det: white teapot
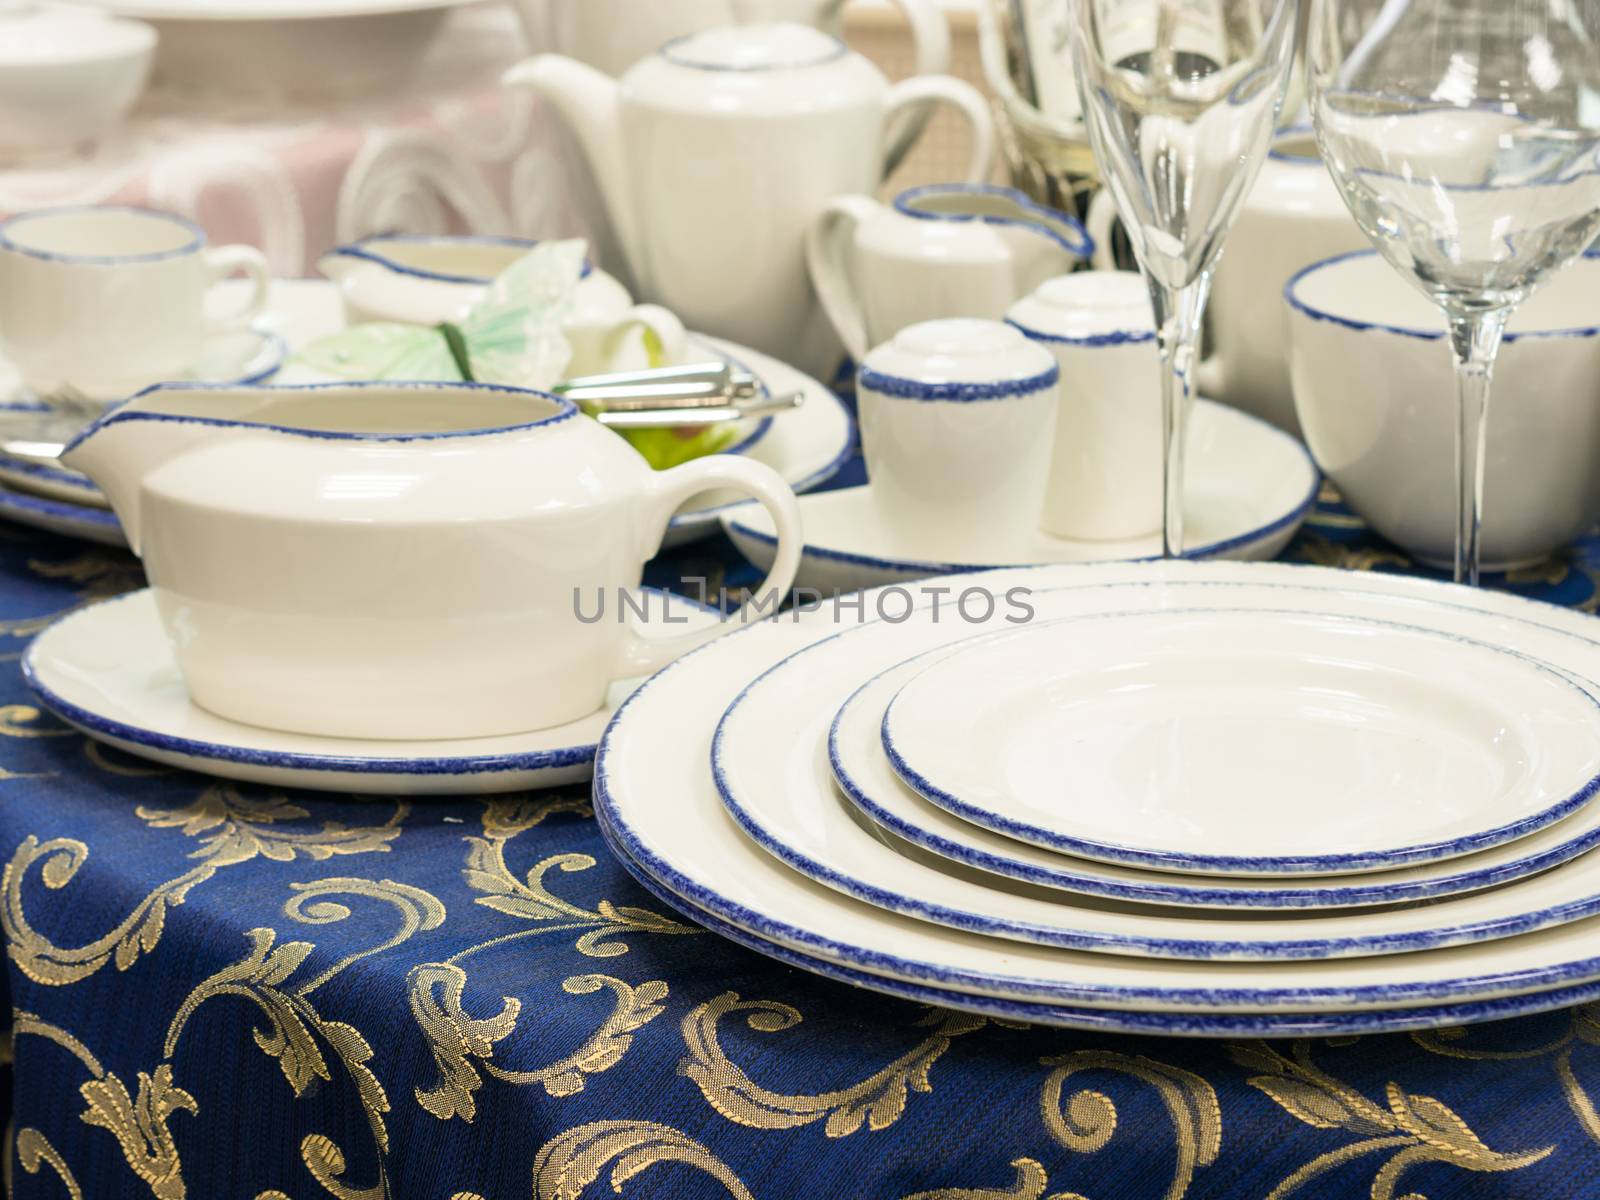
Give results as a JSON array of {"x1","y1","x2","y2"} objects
[
  {"x1": 517, "y1": 0, "x2": 950, "y2": 80},
  {"x1": 503, "y1": 23, "x2": 993, "y2": 380},
  {"x1": 808, "y1": 183, "x2": 1094, "y2": 362},
  {"x1": 62, "y1": 382, "x2": 802, "y2": 741},
  {"x1": 1089, "y1": 128, "x2": 1367, "y2": 433}
]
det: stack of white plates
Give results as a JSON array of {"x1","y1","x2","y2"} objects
[{"x1": 594, "y1": 559, "x2": 1600, "y2": 1036}]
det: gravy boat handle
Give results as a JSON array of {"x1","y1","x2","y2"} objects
[{"x1": 615, "y1": 456, "x2": 802, "y2": 678}]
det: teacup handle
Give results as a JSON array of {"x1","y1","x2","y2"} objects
[
  {"x1": 1085, "y1": 190, "x2": 1227, "y2": 396},
  {"x1": 614, "y1": 455, "x2": 802, "y2": 679},
  {"x1": 881, "y1": 74, "x2": 994, "y2": 182},
  {"x1": 609, "y1": 303, "x2": 688, "y2": 368},
  {"x1": 806, "y1": 194, "x2": 881, "y2": 365},
  {"x1": 203, "y1": 244, "x2": 271, "y2": 334}
]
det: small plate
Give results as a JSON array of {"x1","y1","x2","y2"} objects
[
  {"x1": 24, "y1": 587, "x2": 722, "y2": 794},
  {"x1": 720, "y1": 399, "x2": 1316, "y2": 591},
  {"x1": 834, "y1": 647, "x2": 1600, "y2": 910},
  {"x1": 884, "y1": 611, "x2": 1600, "y2": 877}
]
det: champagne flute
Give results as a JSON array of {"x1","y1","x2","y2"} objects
[
  {"x1": 1067, "y1": 0, "x2": 1301, "y2": 556},
  {"x1": 1308, "y1": 0, "x2": 1600, "y2": 585}
]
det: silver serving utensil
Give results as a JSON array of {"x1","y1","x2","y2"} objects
[
  {"x1": 554, "y1": 361, "x2": 760, "y2": 410},
  {"x1": 592, "y1": 390, "x2": 804, "y2": 430}
]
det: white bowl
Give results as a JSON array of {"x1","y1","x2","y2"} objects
[
  {"x1": 1288, "y1": 250, "x2": 1600, "y2": 570},
  {"x1": 0, "y1": 3, "x2": 155, "y2": 162},
  {"x1": 91, "y1": 0, "x2": 458, "y2": 102}
]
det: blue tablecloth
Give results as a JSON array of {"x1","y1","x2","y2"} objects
[{"x1": 3, "y1": 472, "x2": 1600, "y2": 1200}]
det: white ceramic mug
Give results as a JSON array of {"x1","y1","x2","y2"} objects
[
  {"x1": 0, "y1": 205, "x2": 269, "y2": 399},
  {"x1": 317, "y1": 234, "x2": 689, "y2": 379},
  {"x1": 1007, "y1": 272, "x2": 1167, "y2": 542},
  {"x1": 1288, "y1": 250, "x2": 1600, "y2": 571},
  {"x1": 808, "y1": 183, "x2": 1094, "y2": 363},
  {"x1": 857, "y1": 319, "x2": 1059, "y2": 559},
  {"x1": 64, "y1": 381, "x2": 805, "y2": 740}
]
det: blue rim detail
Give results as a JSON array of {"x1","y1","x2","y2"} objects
[
  {"x1": 857, "y1": 362, "x2": 1059, "y2": 403},
  {"x1": 659, "y1": 30, "x2": 848, "y2": 71},
  {"x1": 892, "y1": 184, "x2": 1096, "y2": 260},
  {"x1": 21, "y1": 587, "x2": 721, "y2": 778},
  {"x1": 63, "y1": 380, "x2": 578, "y2": 457},
  {"x1": 724, "y1": 404, "x2": 1318, "y2": 572},
  {"x1": 599, "y1": 810, "x2": 1600, "y2": 1037},
  {"x1": 322, "y1": 234, "x2": 594, "y2": 286},
  {"x1": 591, "y1": 567, "x2": 1600, "y2": 1009},
  {"x1": 0, "y1": 485, "x2": 119, "y2": 529},
  {"x1": 877, "y1": 608, "x2": 1600, "y2": 878},
  {"x1": 1006, "y1": 318, "x2": 1157, "y2": 347},
  {"x1": 0, "y1": 456, "x2": 101, "y2": 496},
  {"x1": 0, "y1": 205, "x2": 206, "y2": 265},
  {"x1": 1267, "y1": 122, "x2": 1319, "y2": 163},
  {"x1": 713, "y1": 606, "x2": 1600, "y2": 960},
  {"x1": 1285, "y1": 249, "x2": 1600, "y2": 343}
]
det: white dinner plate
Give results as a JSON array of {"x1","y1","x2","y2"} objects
[
  {"x1": 24, "y1": 587, "x2": 723, "y2": 795},
  {"x1": 719, "y1": 399, "x2": 1315, "y2": 592},
  {"x1": 834, "y1": 650, "x2": 1600, "y2": 910},
  {"x1": 714, "y1": 596, "x2": 1600, "y2": 962},
  {"x1": 599, "y1": 823, "x2": 1600, "y2": 1037},
  {"x1": 594, "y1": 561, "x2": 1600, "y2": 1014},
  {"x1": 881, "y1": 610, "x2": 1600, "y2": 877},
  {"x1": 0, "y1": 280, "x2": 854, "y2": 547}
]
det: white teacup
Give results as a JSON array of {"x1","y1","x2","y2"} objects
[
  {"x1": 858, "y1": 319, "x2": 1059, "y2": 560},
  {"x1": 1008, "y1": 272, "x2": 1167, "y2": 542},
  {"x1": 317, "y1": 234, "x2": 688, "y2": 379},
  {"x1": 1288, "y1": 250, "x2": 1600, "y2": 570},
  {"x1": 0, "y1": 205, "x2": 270, "y2": 399}
]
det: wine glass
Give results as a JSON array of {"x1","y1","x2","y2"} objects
[
  {"x1": 1308, "y1": 0, "x2": 1600, "y2": 586},
  {"x1": 1066, "y1": 0, "x2": 1301, "y2": 557}
]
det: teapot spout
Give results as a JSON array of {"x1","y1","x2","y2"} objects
[{"x1": 502, "y1": 55, "x2": 640, "y2": 283}]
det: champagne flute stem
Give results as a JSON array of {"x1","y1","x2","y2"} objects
[
  {"x1": 1148, "y1": 275, "x2": 1212, "y2": 559},
  {"x1": 1446, "y1": 311, "x2": 1509, "y2": 588}
]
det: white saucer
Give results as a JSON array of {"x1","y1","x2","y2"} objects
[
  {"x1": 23, "y1": 587, "x2": 723, "y2": 795},
  {"x1": 0, "y1": 280, "x2": 854, "y2": 548},
  {"x1": 882, "y1": 611, "x2": 1600, "y2": 877},
  {"x1": 0, "y1": 325, "x2": 285, "y2": 415},
  {"x1": 833, "y1": 650, "x2": 1600, "y2": 910},
  {"x1": 721, "y1": 399, "x2": 1317, "y2": 592}
]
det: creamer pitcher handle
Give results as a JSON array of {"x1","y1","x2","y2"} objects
[
  {"x1": 615, "y1": 456, "x2": 802, "y2": 678},
  {"x1": 806, "y1": 194, "x2": 880, "y2": 364},
  {"x1": 882, "y1": 75, "x2": 994, "y2": 182},
  {"x1": 1086, "y1": 190, "x2": 1121, "y2": 271}
]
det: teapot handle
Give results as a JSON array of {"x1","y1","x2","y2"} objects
[
  {"x1": 613, "y1": 455, "x2": 802, "y2": 679},
  {"x1": 806, "y1": 194, "x2": 881, "y2": 365},
  {"x1": 881, "y1": 75, "x2": 994, "y2": 183}
]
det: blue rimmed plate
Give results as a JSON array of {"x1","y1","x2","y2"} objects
[
  {"x1": 593, "y1": 561, "x2": 1600, "y2": 1015},
  {"x1": 880, "y1": 610, "x2": 1600, "y2": 877},
  {"x1": 834, "y1": 646, "x2": 1600, "y2": 910},
  {"x1": 23, "y1": 587, "x2": 723, "y2": 795},
  {"x1": 598, "y1": 812, "x2": 1600, "y2": 1037},
  {"x1": 719, "y1": 399, "x2": 1315, "y2": 593}
]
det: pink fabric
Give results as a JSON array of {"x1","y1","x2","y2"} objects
[{"x1": 0, "y1": 6, "x2": 600, "y2": 277}]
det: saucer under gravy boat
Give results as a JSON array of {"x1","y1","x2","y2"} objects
[{"x1": 62, "y1": 379, "x2": 803, "y2": 740}]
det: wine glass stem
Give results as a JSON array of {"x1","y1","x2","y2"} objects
[
  {"x1": 1150, "y1": 276, "x2": 1212, "y2": 559},
  {"x1": 1446, "y1": 311, "x2": 1509, "y2": 588}
]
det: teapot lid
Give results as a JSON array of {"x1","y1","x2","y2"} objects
[
  {"x1": 0, "y1": 1, "x2": 154, "y2": 66},
  {"x1": 1008, "y1": 273, "x2": 1158, "y2": 344},
  {"x1": 659, "y1": 22, "x2": 845, "y2": 72}
]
